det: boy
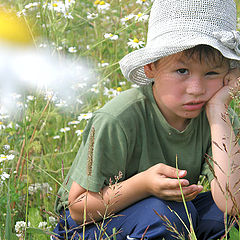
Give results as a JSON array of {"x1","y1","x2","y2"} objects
[{"x1": 53, "y1": 0, "x2": 240, "y2": 239}]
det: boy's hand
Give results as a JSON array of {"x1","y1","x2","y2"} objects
[
  {"x1": 206, "y1": 68, "x2": 240, "y2": 113},
  {"x1": 142, "y1": 163, "x2": 203, "y2": 202}
]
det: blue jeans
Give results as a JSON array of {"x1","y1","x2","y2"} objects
[{"x1": 52, "y1": 191, "x2": 230, "y2": 240}]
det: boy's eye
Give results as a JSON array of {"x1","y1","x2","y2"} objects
[
  {"x1": 206, "y1": 71, "x2": 218, "y2": 75},
  {"x1": 177, "y1": 69, "x2": 188, "y2": 74}
]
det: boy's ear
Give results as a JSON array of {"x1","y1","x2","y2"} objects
[{"x1": 144, "y1": 63, "x2": 155, "y2": 78}]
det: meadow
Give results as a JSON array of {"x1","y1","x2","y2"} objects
[{"x1": 0, "y1": 0, "x2": 239, "y2": 239}]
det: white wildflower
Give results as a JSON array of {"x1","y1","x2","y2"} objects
[
  {"x1": 27, "y1": 95, "x2": 35, "y2": 101},
  {"x1": 136, "y1": 0, "x2": 149, "y2": 5},
  {"x1": 78, "y1": 113, "x2": 93, "y2": 121},
  {"x1": 0, "y1": 154, "x2": 7, "y2": 163},
  {"x1": 53, "y1": 135, "x2": 60, "y2": 139},
  {"x1": 98, "y1": 61, "x2": 109, "y2": 67},
  {"x1": 64, "y1": 12, "x2": 73, "y2": 19},
  {"x1": 104, "y1": 33, "x2": 119, "y2": 40},
  {"x1": 3, "y1": 145, "x2": 10, "y2": 151},
  {"x1": 68, "y1": 120, "x2": 80, "y2": 125},
  {"x1": 104, "y1": 87, "x2": 120, "y2": 98},
  {"x1": 25, "y1": 2, "x2": 39, "y2": 10},
  {"x1": 38, "y1": 221, "x2": 48, "y2": 229},
  {"x1": 120, "y1": 14, "x2": 134, "y2": 25},
  {"x1": 15, "y1": 221, "x2": 27, "y2": 238},
  {"x1": 6, "y1": 154, "x2": 15, "y2": 160},
  {"x1": 1, "y1": 172, "x2": 10, "y2": 181},
  {"x1": 94, "y1": 0, "x2": 110, "y2": 11},
  {"x1": 68, "y1": 47, "x2": 77, "y2": 53},
  {"x1": 55, "y1": 99, "x2": 68, "y2": 107},
  {"x1": 17, "y1": 9, "x2": 26, "y2": 17},
  {"x1": 65, "y1": 0, "x2": 75, "y2": 9},
  {"x1": 28, "y1": 183, "x2": 52, "y2": 195},
  {"x1": 134, "y1": 12, "x2": 149, "y2": 22},
  {"x1": 75, "y1": 129, "x2": 83, "y2": 136},
  {"x1": 87, "y1": 12, "x2": 98, "y2": 20},
  {"x1": 0, "y1": 122, "x2": 6, "y2": 130},
  {"x1": 127, "y1": 38, "x2": 145, "y2": 49},
  {"x1": 49, "y1": 216, "x2": 57, "y2": 225},
  {"x1": 60, "y1": 127, "x2": 71, "y2": 133}
]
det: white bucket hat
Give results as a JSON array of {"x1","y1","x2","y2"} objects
[{"x1": 119, "y1": 0, "x2": 240, "y2": 85}]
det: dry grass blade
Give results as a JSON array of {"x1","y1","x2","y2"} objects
[
  {"x1": 212, "y1": 141, "x2": 223, "y2": 151},
  {"x1": 87, "y1": 126, "x2": 95, "y2": 176}
]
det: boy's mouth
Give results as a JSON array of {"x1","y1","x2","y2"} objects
[{"x1": 183, "y1": 101, "x2": 205, "y2": 110}]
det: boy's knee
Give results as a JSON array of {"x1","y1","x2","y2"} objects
[
  {"x1": 124, "y1": 197, "x2": 198, "y2": 240},
  {"x1": 132, "y1": 197, "x2": 198, "y2": 228}
]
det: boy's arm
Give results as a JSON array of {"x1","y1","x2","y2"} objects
[
  {"x1": 68, "y1": 163, "x2": 202, "y2": 224},
  {"x1": 206, "y1": 69, "x2": 240, "y2": 215}
]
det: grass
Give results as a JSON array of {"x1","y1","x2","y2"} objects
[{"x1": 0, "y1": 0, "x2": 239, "y2": 239}]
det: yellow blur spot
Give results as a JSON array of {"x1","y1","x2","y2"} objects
[
  {"x1": 99, "y1": 1, "x2": 106, "y2": 5},
  {"x1": 94, "y1": 0, "x2": 101, "y2": 5},
  {"x1": 0, "y1": 9, "x2": 33, "y2": 45},
  {"x1": 116, "y1": 87, "x2": 122, "y2": 92},
  {"x1": 133, "y1": 38, "x2": 139, "y2": 43}
]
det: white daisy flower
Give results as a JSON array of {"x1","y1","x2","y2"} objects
[
  {"x1": 136, "y1": 0, "x2": 149, "y2": 5},
  {"x1": 94, "y1": 1, "x2": 110, "y2": 11},
  {"x1": 75, "y1": 129, "x2": 83, "y2": 136},
  {"x1": 3, "y1": 145, "x2": 10, "y2": 151},
  {"x1": 135, "y1": 12, "x2": 149, "y2": 22},
  {"x1": 68, "y1": 47, "x2": 77, "y2": 53},
  {"x1": 98, "y1": 61, "x2": 109, "y2": 67},
  {"x1": 87, "y1": 12, "x2": 98, "y2": 20},
  {"x1": 53, "y1": 135, "x2": 60, "y2": 139},
  {"x1": 0, "y1": 172, "x2": 10, "y2": 181},
  {"x1": 68, "y1": 120, "x2": 80, "y2": 125},
  {"x1": 60, "y1": 127, "x2": 71, "y2": 133},
  {"x1": 64, "y1": 12, "x2": 73, "y2": 19},
  {"x1": 27, "y1": 95, "x2": 35, "y2": 101},
  {"x1": 120, "y1": 14, "x2": 134, "y2": 25},
  {"x1": 25, "y1": 2, "x2": 39, "y2": 10},
  {"x1": 104, "y1": 33, "x2": 119, "y2": 40},
  {"x1": 38, "y1": 221, "x2": 48, "y2": 229},
  {"x1": 6, "y1": 154, "x2": 15, "y2": 160},
  {"x1": 78, "y1": 113, "x2": 93, "y2": 121},
  {"x1": 17, "y1": 9, "x2": 26, "y2": 17},
  {"x1": 0, "y1": 122, "x2": 6, "y2": 130},
  {"x1": 49, "y1": 216, "x2": 57, "y2": 225},
  {"x1": 127, "y1": 38, "x2": 145, "y2": 49}
]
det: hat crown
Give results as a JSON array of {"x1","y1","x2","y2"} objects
[
  {"x1": 119, "y1": 0, "x2": 240, "y2": 85},
  {"x1": 147, "y1": 0, "x2": 236, "y2": 45}
]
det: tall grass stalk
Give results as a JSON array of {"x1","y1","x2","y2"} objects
[{"x1": 176, "y1": 155, "x2": 197, "y2": 240}]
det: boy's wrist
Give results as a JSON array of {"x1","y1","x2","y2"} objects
[{"x1": 206, "y1": 103, "x2": 228, "y2": 122}]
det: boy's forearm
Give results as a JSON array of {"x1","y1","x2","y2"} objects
[
  {"x1": 208, "y1": 106, "x2": 240, "y2": 215},
  {"x1": 69, "y1": 172, "x2": 149, "y2": 224}
]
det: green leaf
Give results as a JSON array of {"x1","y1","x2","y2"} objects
[
  {"x1": 28, "y1": 207, "x2": 43, "y2": 228},
  {"x1": 5, "y1": 179, "x2": 12, "y2": 240},
  {"x1": 26, "y1": 227, "x2": 53, "y2": 236},
  {"x1": 229, "y1": 227, "x2": 240, "y2": 240}
]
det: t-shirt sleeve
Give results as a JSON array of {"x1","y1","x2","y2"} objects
[
  {"x1": 70, "y1": 112, "x2": 128, "y2": 192},
  {"x1": 201, "y1": 107, "x2": 239, "y2": 184}
]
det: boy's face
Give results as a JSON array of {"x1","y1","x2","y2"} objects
[{"x1": 144, "y1": 51, "x2": 229, "y2": 131}]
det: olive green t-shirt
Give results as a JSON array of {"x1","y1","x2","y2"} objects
[{"x1": 55, "y1": 84, "x2": 239, "y2": 214}]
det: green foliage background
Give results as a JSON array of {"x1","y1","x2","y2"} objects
[{"x1": 0, "y1": 0, "x2": 239, "y2": 239}]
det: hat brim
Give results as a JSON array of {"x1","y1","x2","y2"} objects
[{"x1": 120, "y1": 33, "x2": 240, "y2": 85}]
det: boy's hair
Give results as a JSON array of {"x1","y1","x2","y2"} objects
[
  {"x1": 120, "y1": 0, "x2": 240, "y2": 85},
  {"x1": 184, "y1": 45, "x2": 229, "y2": 67},
  {"x1": 154, "y1": 45, "x2": 229, "y2": 68}
]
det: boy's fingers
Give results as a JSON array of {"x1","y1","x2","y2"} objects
[
  {"x1": 160, "y1": 178, "x2": 189, "y2": 190},
  {"x1": 157, "y1": 163, "x2": 187, "y2": 178}
]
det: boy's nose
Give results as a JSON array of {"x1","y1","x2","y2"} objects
[{"x1": 186, "y1": 77, "x2": 206, "y2": 96}]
